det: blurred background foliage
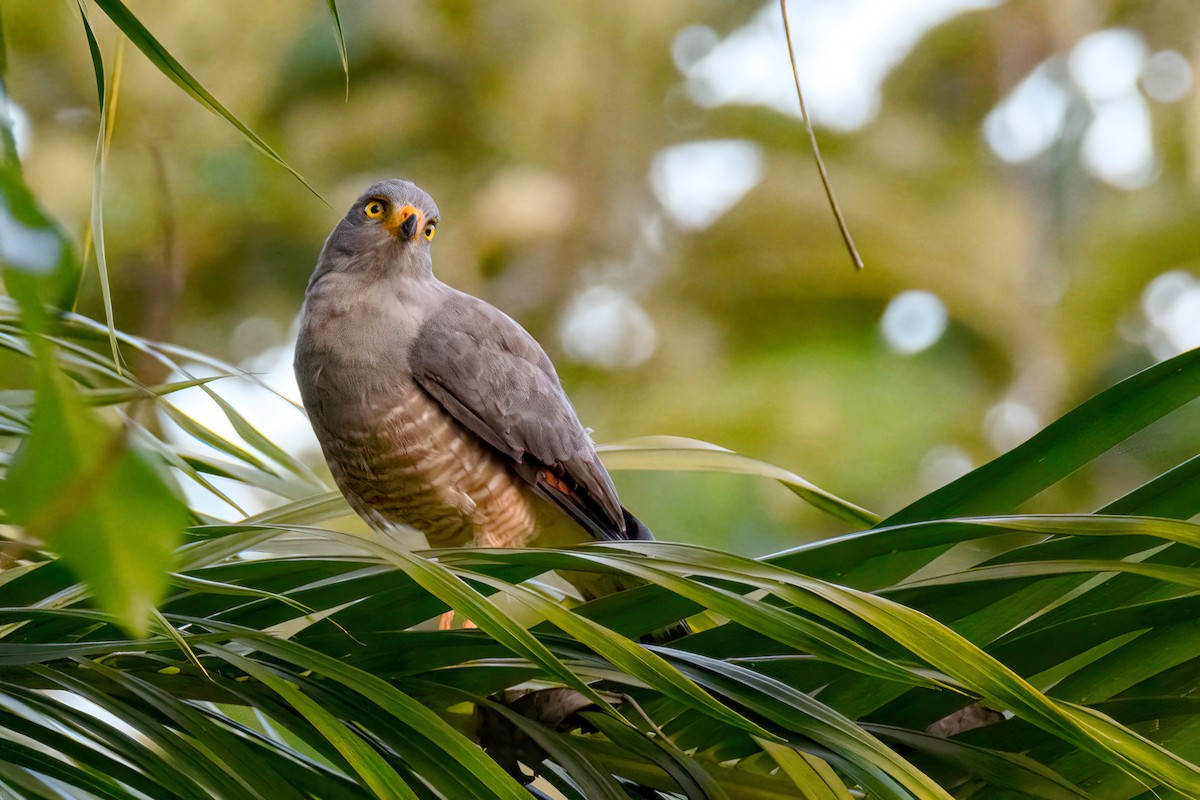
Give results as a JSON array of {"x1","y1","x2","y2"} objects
[{"x1": 4, "y1": 0, "x2": 1200, "y2": 555}]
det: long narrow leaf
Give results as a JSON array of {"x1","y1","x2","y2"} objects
[
  {"x1": 598, "y1": 436, "x2": 878, "y2": 526},
  {"x1": 756, "y1": 738, "x2": 855, "y2": 800},
  {"x1": 586, "y1": 542, "x2": 1200, "y2": 795},
  {"x1": 210, "y1": 647, "x2": 419, "y2": 800},
  {"x1": 90, "y1": 0, "x2": 325, "y2": 203},
  {"x1": 181, "y1": 624, "x2": 532, "y2": 800},
  {"x1": 325, "y1": 0, "x2": 349, "y2": 99},
  {"x1": 886, "y1": 346, "x2": 1200, "y2": 524},
  {"x1": 74, "y1": 1, "x2": 122, "y2": 370}
]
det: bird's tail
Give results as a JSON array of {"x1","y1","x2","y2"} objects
[
  {"x1": 642, "y1": 616, "x2": 691, "y2": 645},
  {"x1": 558, "y1": 509, "x2": 691, "y2": 642},
  {"x1": 621, "y1": 506, "x2": 655, "y2": 541}
]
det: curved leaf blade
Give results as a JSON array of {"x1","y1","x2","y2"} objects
[
  {"x1": 90, "y1": 0, "x2": 326, "y2": 204},
  {"x1": 597, "y1": 436, "x2": 878, "y2": 527},
  {"x1": 886, "y1": 347, "x2": 1200, "y2": 524}
]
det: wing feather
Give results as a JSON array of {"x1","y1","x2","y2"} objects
[{"x1": 409, "y1": 293, "x2": 636, "y2": 541}]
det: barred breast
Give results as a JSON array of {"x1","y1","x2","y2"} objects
[{"x1": 312, "y1": 381, "x2": 545, "y2": 549}]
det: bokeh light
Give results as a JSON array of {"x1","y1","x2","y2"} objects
[{"x1": 880, "y1": 290, "x2": 948, "y2": 355}]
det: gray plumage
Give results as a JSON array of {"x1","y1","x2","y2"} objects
[{"x1": 294, "y1": 179, "x2": 652, "y2": 579}]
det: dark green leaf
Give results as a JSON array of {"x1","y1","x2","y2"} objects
[{"x1": 886, "y1": 347, "x2": 1200, "y2": 524}]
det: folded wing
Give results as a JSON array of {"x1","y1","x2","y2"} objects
[{"x1": 408, "y1": 293, "x2": 649, "y2": 542}]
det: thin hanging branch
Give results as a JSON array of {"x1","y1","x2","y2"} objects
[{"x1": 780, "y1": 0, "x2": 864, "y2": 271}]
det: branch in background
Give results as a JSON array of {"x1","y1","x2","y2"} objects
[{"x1": 780, "y1": 0, "x2": 864, "y2": 271}]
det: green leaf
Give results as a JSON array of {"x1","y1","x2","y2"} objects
[
  {"x1": 3, "y1": 362, "x2": 186, "y2": 637},
  {"x1": 756, "y1": 738, "x2": 855, "y2": 800},
  {"x1": 663, "y1": 648, "x2": 953, "y2": 799},
  {"x1": 471, "y1": 696, "x2": 629, "y2": 800},
  {"x1": 161, "y1": 400, "x2": 275, "y2": 474},
  {"x1": 0, "y1": 695, "x2": 189, "y2": 800},
  {"x1": 200, "y1": 385, "x2": 324, "y2": 487},
  {"x1": 268, "y1": 526, "x2": 640, "y2": 716},
  {"x1": 32, "y1": 663, "x2": 260, "y2": 799},
  {"x1": 185, "y1": 628, "x2": 532, "y2": 800},
  {"x1": 452, "y1": 545, "x2": 935, "y2": 688},
  {"x1": 588, "y1": 542, "x2": 1200, "y2": 795},
  {"x1": 82, "y1": 375, "x2": 224, "y2": 405},
  {"x1": 0, "y1": 737, "x2": 131, "y2": 800},
  {"x1": 1045, "y1": 622, "x2": 1200, "y2": 706},
  {"x1": 74, "y1": 0, "x2": 123, "y2": 370},
  {"x1": 598, "y1": 436, "x2": 878, "y2": 527},
  {"x1": 325, "y1": 0, "x2": 349, "y2": 99},
  {"x1": 886, "y1": 346, "x2": 1200, "y2": 524},
  {"x1": 866, "y1": 725, "x2": 1089, "y2": 799},
  {"x1": 582, "y1": 738, "x2": 805, "y2": 799},
  {"x1": 0, "y1": 157, "x2": 73, "y2": 289},
  {"x1": 896, "y1": 558, "x2": 1200, "y2": 594},
  {"x1": 462, "y1": 565, "x2": 777, "y2": 740},
  {"x1": 90, "y1": 0, "x2": 327, "y2": 205},
  {"x1": 585, "y1": 711, "x2": 728, "y2": 799},
  {"x1": 1102, "y1": 452, "x2": 1200, "y2": 519},
  {"x1": 213, "y1": 648, "x2": 419, "y2": 800}
]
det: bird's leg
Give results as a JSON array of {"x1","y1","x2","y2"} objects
[{"x1": 437, "y1": 611, "x2": 477, "y2": 630}]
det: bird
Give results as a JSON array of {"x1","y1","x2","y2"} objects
[{"x1": 294, "y1": 178, "x2": 665, "y2": 608}]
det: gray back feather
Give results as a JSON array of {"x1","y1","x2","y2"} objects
[{"x1": 408, "y1": 291, "x2": 629, "y2": 538}]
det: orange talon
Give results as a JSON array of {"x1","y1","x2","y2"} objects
[{"x1": 437, "y1": 610, "x2": 476, "y2": 630}]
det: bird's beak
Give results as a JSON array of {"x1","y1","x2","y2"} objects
[{"x1": 386, "y1": 205, "x2": 422, "y2": 241}]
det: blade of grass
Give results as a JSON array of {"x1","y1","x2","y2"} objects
[
  {"x1": 91, "y1": 0, "x2": 326, "y2": 204},
  {"x1": 325, "y1": 0, "x2": 349, "y2": 100},
  {"x1": 75, "y1": 1, "x2": 124, "y2": 372},
  {"x1": 200, "y1": 385, "x2": 323, "y2": 487}
]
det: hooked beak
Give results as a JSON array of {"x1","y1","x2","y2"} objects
[{"x1": 398, "y1": 206, "x2": 420, "y2": 241}]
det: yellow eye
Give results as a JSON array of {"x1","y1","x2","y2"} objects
[
  {"x1": 423, "y1": 224, "x2": 436, "y2": 240},
  {"x1": 365, "y1": 201, "x2": 385, "y2": 219}
]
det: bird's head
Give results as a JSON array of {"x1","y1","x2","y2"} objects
[{"x1": 315, "y1": 179, "x2": 441, "y2": 282}]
